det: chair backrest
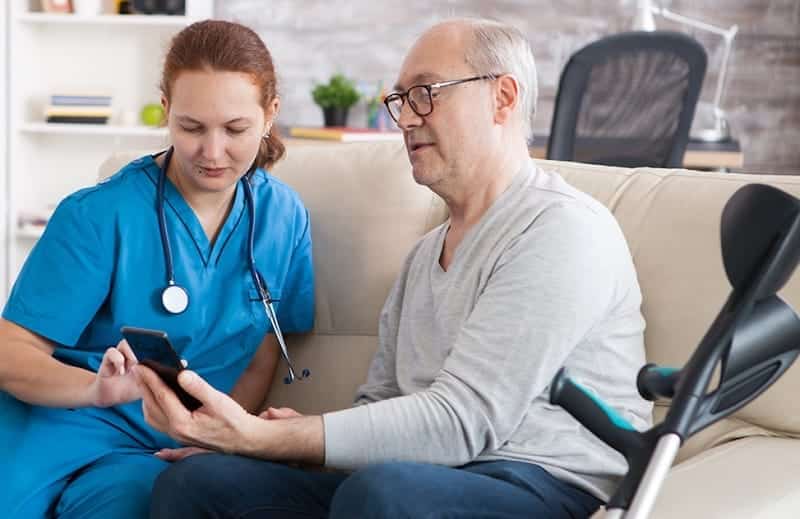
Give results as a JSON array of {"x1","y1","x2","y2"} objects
[{"x1": 547, "y1": 31, "x2": 707, "y2": 169}]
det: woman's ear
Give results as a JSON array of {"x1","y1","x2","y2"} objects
[
  {"x1": 265, "y1": 96, "x2": 280, "y2": 130},
  {"x1": 161, "y1": 96, "x2": 170, "y2": 117}
]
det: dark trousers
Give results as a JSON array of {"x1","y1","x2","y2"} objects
[{"x1": 150, "y1": 454, "x2": 602, "y2": 518}]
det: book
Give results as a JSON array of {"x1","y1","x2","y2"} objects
[
  {"x1": 45, "y1": 105, "x2": 113, "y2": 117},
  {"x1": 289, "y1": 126, "x2": 402, "y2": 142},
  {"x1": 51, "y1": 95, "x2": 112, "y2": 106},
  {"x1": 46, "y1": 116, "x2": 109, "y2": 124}
]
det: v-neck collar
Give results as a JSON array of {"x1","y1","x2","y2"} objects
[
  {"x1": 141, "y1": 155, "x2": 247, "y2": 267},
  {"x1": 433, "y1": 160, "x2": 534, "y2": 275}
]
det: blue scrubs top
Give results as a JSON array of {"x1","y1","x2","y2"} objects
[{"x1": 1, "y1": 154, "x2": 314, "y2": 450}]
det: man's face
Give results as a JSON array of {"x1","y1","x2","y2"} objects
[{"x1": 393, "y1": 25, "x2": 495, "y2": 189}]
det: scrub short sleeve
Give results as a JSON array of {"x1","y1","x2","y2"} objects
[
  {"x1": 2, "y1": 195, "x2": 113, "y2": 346},
  {"x1": 276, "y1": 209, "x2": 314, "y2": 333}
]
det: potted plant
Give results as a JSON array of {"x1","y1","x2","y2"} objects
[{"x1": 312, "y1": 74, "x2": 361, "y2": 127}]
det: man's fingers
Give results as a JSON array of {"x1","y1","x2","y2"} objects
[
  {"x1": 177, "y1": 370, "x2": 218, "y2": 410},
  {"x1": 138, "y1": 371, "x2": 166, "y2": 431},
  {"x1": 135, "y1": 364, "x2": 187, "y2": 432}
]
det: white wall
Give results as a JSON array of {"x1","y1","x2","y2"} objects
[{"x1": 1, "y1": 2, "x2": 9, "y2": 302}]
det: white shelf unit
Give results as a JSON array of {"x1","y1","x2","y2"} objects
[
  {"x1": 16, "y1": 225, "x2": 45, "y2": 240},
  {"x1": 1, "y1": 3, "x2": 8, "y2": 301},
  {"x1": 16, "y1": 13, "x2": 198, "y2": 27},
  {"x1": 4, "y1": 1, "x2": 196, "y2": 297},
  {"x1": 21, "y1": 122, "x2": 168, "y2": 137}
]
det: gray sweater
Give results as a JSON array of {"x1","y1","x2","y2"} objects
[{"x1": 323, "y1": 161, "x2": 653, "y2": 500}]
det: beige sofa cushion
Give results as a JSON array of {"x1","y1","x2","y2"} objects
[{"x1": 650, "y1": 437, "x2": 800, "y2": 519}]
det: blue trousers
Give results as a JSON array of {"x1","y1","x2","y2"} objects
[
  {"x1": 151, "y1": 454, "x2": 602, "y2": 518},
  {"x1": 1, "y1": 394, "x2": 169, "y2": 518}
]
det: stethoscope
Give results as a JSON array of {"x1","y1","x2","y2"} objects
[{"x1": 156, "y1": 147, "x2": 310, "y2": 384}]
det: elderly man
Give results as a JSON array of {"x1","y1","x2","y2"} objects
[{"x1": 144, "y1": 18, "x2": 651, "y2": 518}]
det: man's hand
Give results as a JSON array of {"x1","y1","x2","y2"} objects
[
  {"x1": 135, "y1": 365, "x2": 262, "y2": 454},
  {"x1": 136, "y1": 366, "x2": 325, "y2": 465}
]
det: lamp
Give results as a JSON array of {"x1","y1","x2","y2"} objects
[{"x1": 633, "y1": 0, "x2": 739, "y2": 142}]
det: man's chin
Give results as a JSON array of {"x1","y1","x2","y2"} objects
[{"x1": 411, "y1": 166, "x2": 436, "y2": 187}]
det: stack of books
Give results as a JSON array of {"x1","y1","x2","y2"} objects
[{"x1": 45, "y1": 94, "x2": 112, "y2": 124}]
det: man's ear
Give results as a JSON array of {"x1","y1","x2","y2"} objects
[{"x1": 493, "y1": 74, "x2": 519, "y2": 126}]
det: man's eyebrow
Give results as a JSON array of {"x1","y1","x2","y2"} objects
[{"x1": 393, "y1": 73, "x2": 445, "y2": 91}]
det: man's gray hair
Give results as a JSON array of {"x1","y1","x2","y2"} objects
[{"x1": 462, "y1": 19, "x2": 538, "y2": 139}]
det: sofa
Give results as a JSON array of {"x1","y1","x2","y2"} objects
[{"x1": 101, "y1": 140, "x2": 800, "y2": 518}]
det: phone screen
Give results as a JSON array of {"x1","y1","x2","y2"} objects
[
  {"x1": 120, "y1": 326, "x2": 202, "y2": 411},
  {"x1": 121, "y1": 327, "x2": 183, "y2": 369}
]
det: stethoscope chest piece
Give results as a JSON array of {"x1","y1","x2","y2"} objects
[{"x1": 162, "y1": 283, "x2": 189, "y2": 314}]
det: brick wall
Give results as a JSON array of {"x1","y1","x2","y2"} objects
[{"x1": 218, "y1": 0, "x2": 800, "y2": 173}]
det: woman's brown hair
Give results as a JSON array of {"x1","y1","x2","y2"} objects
[{"x1": 160, "y1": 20, "x2": 285, "y2": 170}]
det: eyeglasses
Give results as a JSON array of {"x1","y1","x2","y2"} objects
[{"x1": 383, "y1": 75, "x2": 497, "y2": 123}]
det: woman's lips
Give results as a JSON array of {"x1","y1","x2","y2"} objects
[{"x1": 198, "y1": 166, "x2": 227, "y2": 177}]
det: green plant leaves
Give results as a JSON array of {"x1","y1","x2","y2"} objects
[{"x1": 312, "y1": 74, "x2": 361, "y2": 109}]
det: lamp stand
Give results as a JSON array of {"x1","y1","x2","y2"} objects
[{"x1": 633, "y1": 1, "x2": 739, "y2": 142}]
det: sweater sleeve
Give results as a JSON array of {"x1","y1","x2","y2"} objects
[{"x1": 323, "y1": 204, "x2": 621, "y2": 468}]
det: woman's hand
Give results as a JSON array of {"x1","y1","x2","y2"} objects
[
  {"x1": 89, "y1": 339, "x2": 142, "y2": 407},
  {"x1": 155, "y1": 446, "x2": 213, "y2": 462},
  {"x1": 259, "y1": 406, "x2": 303, "y2": 420}
]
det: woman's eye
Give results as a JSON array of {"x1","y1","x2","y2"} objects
[
  {"x1": 227, "y1": 127, "x2": 248, "y2": 135},
  {"x1": 181, "y1": 126, "x2": 202, "y2": 133}
]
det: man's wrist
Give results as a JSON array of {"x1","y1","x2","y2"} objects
[
  {"x1": 235, "y1": 414, "x2": 326, "y2": 466},
  {"x1": 238, "y1": 413, "x2": 273, "y2": 457}
]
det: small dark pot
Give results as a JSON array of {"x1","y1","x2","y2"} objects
[{"x1": 322, "y1": 107, "x2": 349, "y2": 127}]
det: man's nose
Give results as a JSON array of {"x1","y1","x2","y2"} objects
[{"x1": 397, "y1": 100, "x2": 423, "y2": 131}]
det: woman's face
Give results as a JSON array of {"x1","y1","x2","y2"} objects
[{"x1": 164, "y1": 68, "x2": 276, "y2": 194}]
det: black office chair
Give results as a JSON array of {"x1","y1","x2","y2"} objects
[{"x1": 547, "y1": 31, "x2": 707, "y2": 168}]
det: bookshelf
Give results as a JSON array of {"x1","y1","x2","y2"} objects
[
  {"x1": 1, "y1": 2, "x2": 7, "y2": 299},
  {"x1": 3, "y1": 1, "x2": 206, "y2": 299},
  {"x1": 16, "y1": 12, "x2": 198, "y2": 27},
  {"x1": 21, "y1": 122, "x2": 168, "y2": 137}
]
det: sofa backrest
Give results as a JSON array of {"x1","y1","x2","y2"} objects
[
  {"x1": 99, "y1": 141, "x2": 800, "y2": 461},
  {"x1": 264, "y1": 141, "x2": 448, "y2": 413}
]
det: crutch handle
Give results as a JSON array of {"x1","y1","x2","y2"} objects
[
  {"x1": 637, "y1": 364, "x2": 681, "y2": 401},
  {"x1": 550, "y1": 368, "x2": 638, "y2": 455}
]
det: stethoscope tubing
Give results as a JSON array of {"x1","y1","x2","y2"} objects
[{"x1": 156, "y1": 147, "x2": 308, "y2": 383}]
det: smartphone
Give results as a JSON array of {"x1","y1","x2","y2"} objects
[{"x1": 120, "y1": 326, "x2": 203, "y2": 411}]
